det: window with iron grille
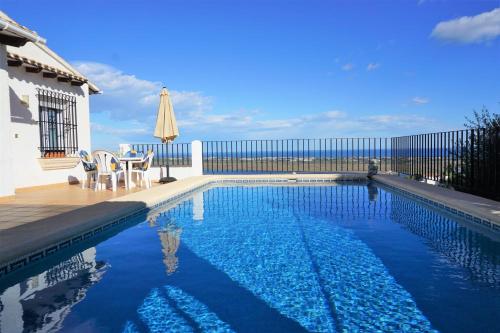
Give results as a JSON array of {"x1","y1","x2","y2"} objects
[{"x1": 37, "y1": 89, "x2": 78, "y2": 157}]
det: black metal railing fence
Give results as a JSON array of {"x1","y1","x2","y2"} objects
[
  {"x1": 202, "y1": 138, "x2": 391, "y2": 174},
  {"x1": 392, "y1": 128, "x2": 500, "y2": 200},
  {"x1": 131, "y1": 143, "x2": 192, "y2": 167},
  {"x1": 128, "y1": 127, "x2": 499, "y2": 201}
]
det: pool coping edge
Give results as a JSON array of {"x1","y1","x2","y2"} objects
[
  {"x1": 0, "y1": 174, "x2": 363, "y2": 276},
  {"x1": 2, "y1": 172, "x2": 498, "y2": 278}
]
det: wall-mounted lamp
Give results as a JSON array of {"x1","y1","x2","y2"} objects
[{"x1": 20, "y1": 95, "x2": 29, "y2": 106}]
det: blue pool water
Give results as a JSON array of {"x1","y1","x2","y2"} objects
[{"x1": 0, "y1": 183, "x2": 499, "y2": 332}]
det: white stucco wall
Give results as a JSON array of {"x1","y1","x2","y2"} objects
[
  {"x1": 0, "y1": 45, "x2": 15, "y2": 196},
  {"x1": 5, "y1": 46, "x2": 91, "y2": 189}
]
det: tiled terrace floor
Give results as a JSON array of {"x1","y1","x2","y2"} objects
[{"x1": 0, "y1": 182, "x2": 157, "y2": 230}]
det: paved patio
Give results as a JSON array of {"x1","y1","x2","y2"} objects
[{"x1": 0, "y1": 182, "x2": 157, "y2": 230}]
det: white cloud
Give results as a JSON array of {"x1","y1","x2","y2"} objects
[
  {"x1": 91, "y1": 122, "x2": 149, "y2": 135},
  {"x1": 170, "y1": 91, "x2": 213, "y2": 115},
  {"x1": 179, "y1": 108, "x2": 436, "y2": 139},
  {"x1": 363, "y1": 115, "x2": 428, "y2": 127},
  {"x1": 431, "y1": 8, "x2": 500, "y2": 43},
  {"x1": 341, "y1": 63, "x2": 354, "y2": 71},
  {"x1": 75, "y1": 61, "x2": 439, "y2": 146},
  {"x1": 75, "y1": 62, "x2": 159, "y2": 97},
  {"x1": 248, "y1": 111, "x2": 346, "y2": 132},
  {"x1": 366, "y1": 63, "x2": 381, "y2": 71},
  {"x1": 412, "y1": 96, "x2": 430, "y2": 105},
  {"x1": 73, "y1": 61, "x2": 213, "y2": 122}
]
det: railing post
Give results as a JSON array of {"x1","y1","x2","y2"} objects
[{"x1": 191, "y1": 140, "x2": 203, "y2": 176}]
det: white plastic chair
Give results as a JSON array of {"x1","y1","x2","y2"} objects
[
  {"x1": 130, "y1": 151, "x2": 155, "y2": 188},
  {"x1": 79, "y1": 150, "x2": 97, "y2": 189},
  {"x1": 93, "y1": 150, "x2": 128, "y2": 191}
]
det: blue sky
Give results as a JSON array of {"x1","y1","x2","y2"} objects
[{"x1": 2, "y1": 0, "x2": 500, "y2": 148}]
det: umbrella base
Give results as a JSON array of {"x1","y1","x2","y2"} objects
[{"x1": 159, "y1": 177, "x2": 177, "y2": 184}]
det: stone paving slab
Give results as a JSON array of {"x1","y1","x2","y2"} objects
[
  {"x1": 0, "y1": 181, "x2": 155, "y2": 230},
  {"x1": 373, "y1": 174, "x2": 500, "y2": 226}
]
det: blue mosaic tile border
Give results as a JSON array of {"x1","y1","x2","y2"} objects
[
  {"x1": 0, "y1": 178, "x2": 362, "y2": 277},
  {"x1": 215, "y1": 177, "x2": 364, "y2": 184},
  {"x1": 0, "y1": 182, "x2": 212, "y2": 278},
  {"x1": 3, "y1": 176, "x2": 495, "y2": 278},
  {"x1": 0, "y1": 206, "x2": 149, "y2": 278},
  {"x1": 375, "y1": 180, "x2": 500, "y2": 234}
]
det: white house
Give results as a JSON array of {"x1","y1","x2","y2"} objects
[
  {"x1": 0, "y1": 11, "x2": 99, "y2": 198},
  {"x1": 0, "y1": 247, "x2": 106, "y2": 332}
]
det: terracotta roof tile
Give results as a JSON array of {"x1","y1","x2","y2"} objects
[{"x1": 7, "y1": 52, "x2": 88, "y2": 83}]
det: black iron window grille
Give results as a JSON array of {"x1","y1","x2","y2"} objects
[{"x1": 37, "y1": 89, "x2": 78, "y2": 157}]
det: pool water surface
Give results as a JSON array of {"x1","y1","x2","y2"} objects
[{"x1": 0, "y1": 183, "x2": 499, "y2": 332}]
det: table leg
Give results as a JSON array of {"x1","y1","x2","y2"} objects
[{"x1": 127, "y1": 161, "x2": 135, "y2": 189}]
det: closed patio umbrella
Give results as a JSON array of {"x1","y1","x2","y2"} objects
[
  {"x1": 154, "y1": 87, "x2": 179, "y2": 182},
  {"x1": 154, "y1": 87, "x2": 179, "y2": 142},
  {"x1": 158, "y1": 223, "x2": 182, "y2": 275}
]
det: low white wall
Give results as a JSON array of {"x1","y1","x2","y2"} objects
[{"x1": 148, "y1": 166, "x2": 198, "y2": 181}]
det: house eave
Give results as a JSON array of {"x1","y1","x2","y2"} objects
[
  {"x1": 6, "y1": 52, "x2": 101, "y2": 94},
  {"x1": 0, "y1": 16, "x2": 46, "y2": 46}
]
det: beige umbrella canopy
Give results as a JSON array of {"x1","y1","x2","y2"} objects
[
  {"x1": 159, "y1": 225, "x2": 182, "y2": 275},
  {"x1": 154, "y1": 87, "x2": 179, "y2": 143}
]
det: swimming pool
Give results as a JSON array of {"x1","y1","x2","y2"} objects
[{"x1": 0, "y1": 182, "x2": 499, "y2": 332}]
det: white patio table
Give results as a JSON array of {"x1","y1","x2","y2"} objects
[{"x1": 119, "y1": 155, "x2": 144, "y2": 189}]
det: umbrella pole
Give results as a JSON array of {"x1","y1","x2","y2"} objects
[
  {"x1": 159, "y1": 141, "x2": 176, "y2": 183},
  {"x1": 167, "y1": 141, "x2": 170, "y2": 178}
]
